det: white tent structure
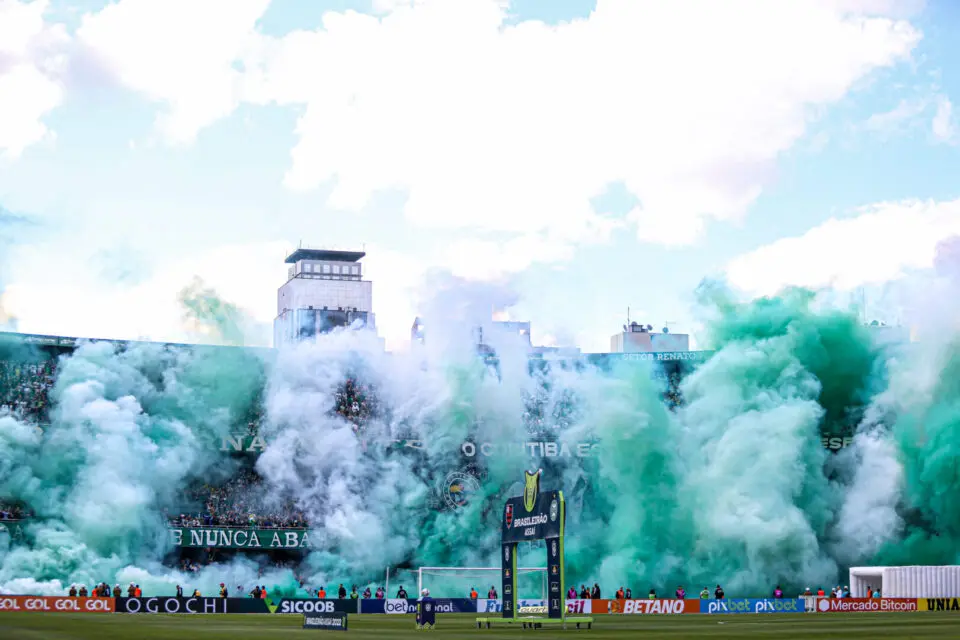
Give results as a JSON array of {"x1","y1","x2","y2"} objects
[{"x1": 849, "y1": 566, "x2": 960, "y2": 598}]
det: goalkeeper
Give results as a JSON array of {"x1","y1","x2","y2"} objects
[{"x1": 417, "y1": 589, "x2": 436, "y2": 629}]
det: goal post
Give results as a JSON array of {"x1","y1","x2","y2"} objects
[{"x1": 417, "y1": 566, "x2": 547, "y2": 600}]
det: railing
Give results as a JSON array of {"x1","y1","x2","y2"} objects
[{"x1": 169, "y1": 524, "x2": 308, "y2": 530}]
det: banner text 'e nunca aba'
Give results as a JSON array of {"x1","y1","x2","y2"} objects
[{"x1": 171, "y1": 528, "x2": 313, "y2": 549}]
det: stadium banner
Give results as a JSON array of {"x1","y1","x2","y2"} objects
[
  {"x1": 220, "y1": 434, "x2": 849, "y2": 455},
  {"x1": 700, "y1": 598, "x2": 805, "y2": 614},
  {"x1": 0, "y1": 596, "x2": 114, "y2": 613},
  {"x1": 918, "y1": 598, "x2": 959, "y2": 612},
  {"x1": 170, "y1": 527, "x2": 313, "y2": 550},
  {"x1": 605, "y1": 599, "x2": 699, "y2": 614},
  {"x1": 303, "y1": 611, "x2": 348, "y2": 630},
  {"x1": 115, "y1": 597, "x2": 269, "y2": 614},
  {"x1": 272, "y1": 599, "x2": 359, "y2": 615}
]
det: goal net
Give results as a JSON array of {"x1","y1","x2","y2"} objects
[{"x1": 417, "y1": 567, "x2": 547, "y2": 600}]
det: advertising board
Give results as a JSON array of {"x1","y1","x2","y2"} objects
[
  {"x1": 701, "y1": 599, "x2": 805, "y2": 614},
  {"x1": 476, "y1": 598, "x2": 545, "y2": 614},
  {"x1": 115, "y1": 597, "x2": 268, "y2": 614},
  {"x1": 815, "y1": 598, "x2": 918, "y2": 613},
  {"x1": 303, "y1": 611, "x2": 348, "y2": 630},
  {"x1": 0, "y1": 596, "x2": 114, "y2": 613},
  {"x1": 916, "y1": 599, "x2": 958, "y2": 612},
  {"x1": 271, "y1": 599, "x2": 358, "y2": 614},
  {"x1": 605, "y1": 599, "x2": 698, "y2": 614},
  {"x1": 565, "y1": 599, "x2": 592, "y2": 614},
  {"x1": 360, "y1": 598, "x2": 475, "y2": 614}
]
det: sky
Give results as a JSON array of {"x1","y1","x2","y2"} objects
[{"x1": 0, "y1": 0, "x2": 958, "y2": 353}]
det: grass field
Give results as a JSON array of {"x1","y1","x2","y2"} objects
[{"x1": 1, "y1": 612, "x2": 958, "y2": 639}]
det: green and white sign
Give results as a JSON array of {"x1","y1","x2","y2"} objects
[{"x1": 171, "y1": 527, "x2": 313, "y2": 549}]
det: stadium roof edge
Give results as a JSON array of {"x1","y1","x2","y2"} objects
[
  {"x1": 0, "y1": 330, "x2": 711, "y2": 360},
  {"x1": 285, "y1": 249, "x2": 365, "y2": 264},
  {"x1": 0, "y1": 330, "x2": 270, "y2": 352}
]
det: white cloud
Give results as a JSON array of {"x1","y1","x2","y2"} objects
[
  {"x1": 0, "y1": 0, "x2": 68, "y2": 157},
  {"x1": 863, "y1": 97, "x2": 928, "y2": 133},
  {"x1": 861, "y1": 94, "x2": 957, "y2": 144},
  {"x1": 3, "y1": 238, "x2": 435, "y2": 352},
  {"x1": 239, "y1": 0, "x2": 919, "y2": 249},
  {"x1": 5, "y1": 241, "x2": 289, "y2": 346},
  {"x1": 76, "y1": 0, "x2": 270, "y2": 144},
  {"x1": 726, "y1": 198, "x2": 960, "y2": 296},
  {"x1": 75, "y1": 0, "x2": 920, "y2": 255},
  {"x1": 931, "y1": 96, "x2": 956, "y2": 144}
]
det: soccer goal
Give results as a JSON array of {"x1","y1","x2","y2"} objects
[{"x1": 417, "y1": 566, "x2": 547, "y2": 600}]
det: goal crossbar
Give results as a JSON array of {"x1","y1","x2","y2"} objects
[{"x1": 417, "y1": 566, "x2": 547, "y2": 598}]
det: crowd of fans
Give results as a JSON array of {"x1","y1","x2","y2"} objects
[
  {"x1": 0, "y1": 503, "x2": 27, "y2": 520},
  {"x1": 664, "y1": 373, "x2": 684, "y2": 408},
  {"x1": 335, "y1": 377, "x2": 378, "y2": 431},
  {"x1": 1, "y1": 350, "x2": 687, "y2": 531},
  {"x1": 0, "y1": 359, "x2": 56, "y2": 422},
  {"x1": 172, "y1": 469, "x2": 307, "y2": 529}
]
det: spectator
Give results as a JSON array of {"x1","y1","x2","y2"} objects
[
  {"x1": 714, "y1": 585, "x2": 724, "y2": 600},
  {"x1": 396, "y1": 586, "x2": 408, "y2": 598},
  {"x1": 773, "y1": 585, "x2": 783, "y2": 599}
]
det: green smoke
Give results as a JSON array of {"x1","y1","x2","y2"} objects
[
  {"x1": 3, "y1": 275, "x2": 959, "y2": 598},
  {"x1": 177, "y1": 277, "x2": 252, "y2": 346}
]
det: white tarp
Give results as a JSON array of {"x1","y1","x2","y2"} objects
[{"x1": 850, "y1": 566, "x2": 960, "y2": 598}]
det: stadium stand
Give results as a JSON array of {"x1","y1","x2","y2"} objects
[
  {"x1": 0, "y1": 332, "x2": 690, "y2": 535},
  {"x1": 0, "y1": 358, "x2": 56, "y2": 422},
  {"x1": 171, "y1": 469, "x2": 307, "y2": 528}
]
